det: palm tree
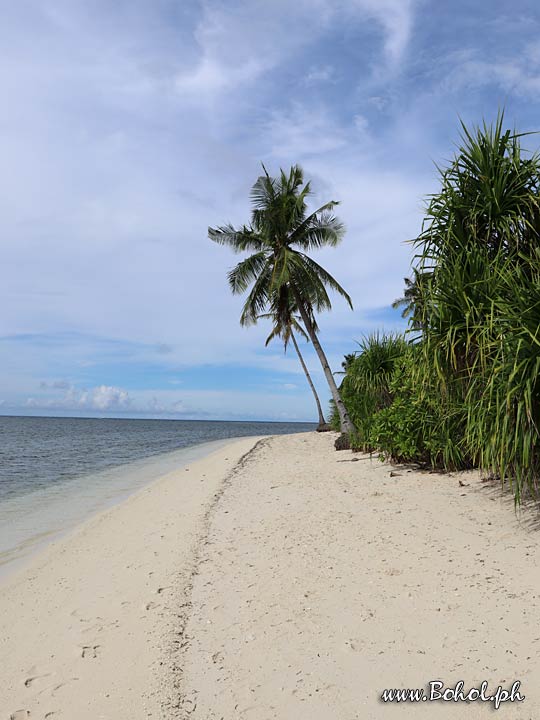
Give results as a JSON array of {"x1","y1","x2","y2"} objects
[
  {"x1": 208, "y1": 164, "x2": 355, "y2": 434},
  {"x1": 259, "y1": 291, "x2": 329, "y2": 430},
  {"x1": 392, "y1": 275, "x2": 416, "y2": 318},
  {"x1": 391, "y1": 269, "x2": 432, "y2": 331}
]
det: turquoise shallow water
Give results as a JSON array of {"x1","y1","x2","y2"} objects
[{"x1": 0, "y1": 416, "x2": 315, "y2": 576}]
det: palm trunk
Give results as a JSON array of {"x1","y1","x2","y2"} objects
[
  {"x1": 292, "y1": 290, "x2": 355, "y2": 435},
  {"x1": 290, "y1": 329, "x2": 327, "y2": 428}
]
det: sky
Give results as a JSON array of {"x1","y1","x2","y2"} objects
[{"x1": 2, "y1": 0, "x2": 540, "y2": 422}]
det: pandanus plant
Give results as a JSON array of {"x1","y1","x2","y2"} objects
[{"x1": 411, "y1": 112, "x2": 540, "y2": 500}]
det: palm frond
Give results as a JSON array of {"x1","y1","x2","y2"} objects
[
  {"x1": 208, "y1": 224, "x2": 266, "y2": 253},
  {"x1": 227, "y1": 252, "x2": 269, "y2": 295},
  {"x1": 293, "y1": 252, "x2": 353, "y2": 309}
]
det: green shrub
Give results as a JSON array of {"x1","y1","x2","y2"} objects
[
  {"x1": 337, "y1": 333, "x2": 408, "y2": 450},
  {"x1": 368, "y1": 349, "x2": 470, "y2": 468}
]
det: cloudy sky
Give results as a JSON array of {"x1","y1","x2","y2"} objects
[{"x1": 2, "y1": 0, "x2": 540, "y2": 421}]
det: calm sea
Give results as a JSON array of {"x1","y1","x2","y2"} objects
[{"x1": 0, "y1": 416, "x2": 315, "y2": 576}]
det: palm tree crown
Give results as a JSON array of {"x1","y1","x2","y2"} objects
[{"x1": 208, "y1": 165, "x2": 352, "y2": 324}]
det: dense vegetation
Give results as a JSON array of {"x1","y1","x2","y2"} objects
[{"x1": 333, "y1": 115, "x2": 540, "y2": 504}]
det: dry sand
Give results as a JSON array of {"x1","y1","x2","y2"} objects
[
  {"x1": 0, "y1": 436, "x2": 261, "y2": 719},
  {"x1": 2, "y1": 431, "x2": 540, "y2": 719}
]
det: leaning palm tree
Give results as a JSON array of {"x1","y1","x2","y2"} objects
[
  {"x1": 209, "y1": 165, "x2": 355, "y2": 434},
  {"x1": 259, "y1": 290, "x2": 329, "y2": 430}
]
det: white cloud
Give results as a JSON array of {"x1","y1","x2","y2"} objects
[
  {"x1": 175, "y1": 0, "x2": 417, "y2": 101},
  {"x1": 176, "y1": 55, "x2": 264, "y2": 96},
  {"x1": 265, "y1": 104, "x2": 349, "y2": 159},
  {"x1": 174, "y1": 1, "x2": 328, "y2": 98},
  {"x1": 438, "y1": 40, "x2": 540, "y2": 98},
  {"x1": 27, "y1": 384, "x2": 132, "y2": 413},
  {"x1": 87, "y1": 385, "x2": 131, "y2": 411},
  {"x1": 23, "y1": 383, "x2": 321, "y2": 421},
  {"x1": 349, "y1": 0, "x2": 416, "y2": 66}
]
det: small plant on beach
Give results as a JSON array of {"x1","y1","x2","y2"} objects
[{"x1": 209, "y1": 165, "x2": 355, "y2": 434}]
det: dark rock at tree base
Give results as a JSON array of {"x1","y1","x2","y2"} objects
[
  {"x1": 316, "y1": 423, "x2": 332, "y2": 433},
  {"x1": 334, "y1": 433, "x2": 351, "y2": 451}
]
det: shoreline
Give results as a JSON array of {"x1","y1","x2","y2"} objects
[
  {"x1": 0, "y1": 436, "x2": 260, "y2": 583},
  {"x1": 1, "y1": 434, "x2": 264, "y2": 719},
  {"x1": 3, "y1": 431, "x2": 540, "y2": 718}
]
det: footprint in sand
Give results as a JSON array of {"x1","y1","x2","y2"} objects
[
  {"x1": 81, "y1": 617, "x2": 119, "y2": 634},
  {"x1": 10, "y1": 712, "x2": 30, "y2": 720},
  {"x1": 81, "y1": 645, "x2": 100, "y2": 659},
  {"x1": 24, "y1": 673, "x2": 50, "y2": 688},
  {"x1": 70, "y1": 609, "x2": 90, "y2": 623},
  {"x1": 50, "y1": 679, "x2": 79, "y2": 697}
]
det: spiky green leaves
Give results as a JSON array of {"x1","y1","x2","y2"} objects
[{"x1": 407, "y1": 113, "x2": 540, "y2": 501}]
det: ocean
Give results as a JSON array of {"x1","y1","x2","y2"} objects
[{"x1": 0, "y1": 416, "x2": 315, "y2": 577}]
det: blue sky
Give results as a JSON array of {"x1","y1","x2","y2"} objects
[{"x1": 2, "y1": 0, "x2": 540, "y2": 421}]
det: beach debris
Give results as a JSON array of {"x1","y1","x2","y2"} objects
[
  {"x1": 211, "y1": 651, "x2": 224, "y2": 664},
  {"x1": 334, "y1": 434, "x2": 351, "y2": 451},
  {"x1": 389, "y1": 471, "x2": 402, "y2": 477},
  {"x1": 458, "y1": 480, "x2": 469, "y2": 487}
]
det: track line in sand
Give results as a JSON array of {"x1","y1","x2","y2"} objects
[
  {"x1": 1, "y1": 436, "x2": 263, "y2": 720},
  {"x1": 163, "y1": 438, "x2": 270, "y2": 717}
]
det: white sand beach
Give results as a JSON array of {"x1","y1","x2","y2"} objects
[
  {"x1": 0, "y1": 437, "x2": 261, "y2": 719},
  {"x1": 2, "y1": 432, "x2": 540, "y2": 719}
]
